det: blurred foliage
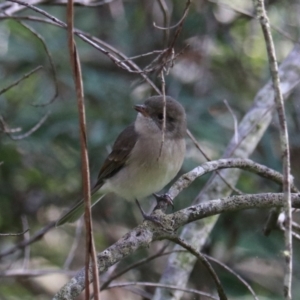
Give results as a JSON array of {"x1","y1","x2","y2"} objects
[{"x1": 0, "y1": 0, "x2": 300, "y2": 299}]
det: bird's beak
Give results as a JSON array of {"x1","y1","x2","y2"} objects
[{"x1": 134, "y1": 104, "x2": 149, "y2": 117}]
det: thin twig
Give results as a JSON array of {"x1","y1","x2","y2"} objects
[
  {"x1": 8, "y1": 19, "x2": 59, "y2": 106},
  {"x1": 169, "y1": 0, "x2": 191, "y2": 49},
  {"x1": 156, "y1": 0, "x2": 170, "y2": 45},
  {"x1": 158, "y1": 72, "x2": 166, "y2": 158},
  {"x1": 154, "y1": 0, "x2": 190, "y2": 32},
  {"x1": 292, "y1": 221, "x2": 300, "y2": 232},
  {"x1": 21, "y1": 215, "x2": 30, "y2": 270},
  {"x1": 101, "y1": 244, "x2": 167, "y2": 290},
  {"x1": 0, "y1": 66, "x2": 42, "y2": 96},
  {"x1": 223, "y1": 99, "x2": 239, "y2": 144},
  {"x1": 0, "y1": 221, "x2": 55, "y2": 258},
  {"x1": 278, "y1": 220, "x2": 300, "y2": 242},
  {"x1": 0, "y1": 269, "x2": 76, "y2": 277},
  {"x1": 167, "y1": 237, "x2": 228, "y2": 300},
  {"x1": 0, "y1": 111, "x2": 50, "y2": 140},
  {"x1": 66, "y1": 0, "x2": 99, "y2": 299},
  {"x1": 207, "y1": 0, "x2": 298, "y2": 43},
  {"x1": 292, "y1": 231, "x2": 300, "y2": 241},
  {"x1": 63, "y1": 218, "x2": 84, "y2": 270},
  {"x1": 4, "y1": 0, "x2": 161, "y2": 95},
  {"x1": 119, "y1": 50, "x2": 165, "y2": 61},
  {"x1": 187, "y1": 129, "x2": 244, "y2": 195},
  {"x1": 0, "y1": 228, "x2": 29, "y2": 237},
  {"x1": 254, "y1": 1, "x2": 292, "y2": 299},
  {"x1": 105, "y1": 281, "x2": 218, "y2": 300},
  {"x1": 205, "y1": 255, "x2": 259, "y2": 300},
  {"x1": 42, "y1": 0, "x2": 114, "y2": 7},
  {"x1": 101, "y1": 246, "x2": 186, "y2": 291}
]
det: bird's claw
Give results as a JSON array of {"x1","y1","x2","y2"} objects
[
  {"x1": 135, "y1": 199, "x2": 164, "y2": 227},
  {"x1": 153, "y1": 193, "x2": 174, "y2": 210}
]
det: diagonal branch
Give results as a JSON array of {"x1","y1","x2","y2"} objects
[{"x1": 52, "y1": 192, "x2": 300, "y2": 299}]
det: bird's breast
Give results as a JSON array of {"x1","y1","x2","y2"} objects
[{"x1": 104, "y1": 135, "x2": 185, "y2": 201}]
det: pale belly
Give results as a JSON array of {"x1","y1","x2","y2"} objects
[{"x1": 102, "y1": 137, "x2": 185, "y2": 200}]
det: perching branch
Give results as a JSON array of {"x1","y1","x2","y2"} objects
[
  {"x1": 52, "y1": 155, "x2": 300, "y2": 299},
  {"x1": 52, "y1": 192, "x2": 300, "y2": 299}
]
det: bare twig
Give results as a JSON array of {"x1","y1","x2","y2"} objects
[
  {"x1": 156, "y1": 0, "x2": 170, "y2": 45},
  {"x1": 42, "y1": 0, "x2": 114, "y2": 7},
  {"x1": 207, "y1": 0, "x2": 298, "y2": 43},
  {"x1": 21, "y1": 215, "x2": 30, "y2": 270},
  {"x1": 169, "y1": 0, "x2": 191, "y2": 49},
  {"x1": 119, "y1": 50, "x2": 165, "y2": 61},
  {"x1": 223, "y1": 99, "x2": 238, "y2": 144},
  {"x1": 63, "y1": 218, "x2": 84, "y2": 270},
  {"x1": 106, "y1": 281, "x2": 218, "y2": 300},
  {"x1": 154, "y1": 0, "x2": 190, "y2": 33},
  {"x1": 0, "y1": 14, "x2": 58, "y2": 25},
  {"x1": 0, "y1": 111, "x2": 50, "y2": 140},
  {"x1": 4, "y1": 0, "x2": 161, "y2": 94},
  {"x1": 254, "y1": 1, "x2": 292, "y2": 298},
  {"x1": 66, "y1": 0, "x2": 99, "y2": 299},
  {"x1": 0, "y1": 269, "x2": 75, "y2": 277},
  {"x1": 101, "y1": 246, "x2": 186, "y2": 290},
  {"x1": 167, "y1": 237, "x2": 228, "y2": 300},
  {"x1": 0, "y1": 66, "x2": 42, "y2": 96},
  {"x1": 158, "y1": 72, "x2": 166, "y2": 158},
  {"x1": 0, "y1": 221, "x2": 55, "y2": 259},
  {"x1": 292, "y1": 221, "x2": 300, "y2": 232},
  {"x1": 292, "y1": 231, "x2": 300, "y2": 241},
  {"x1": 0, "y1": 228, "x2": 29, "y2": 237},
  {"x1": 10, "y1": 20, "x2": 59, "y2": 106},
  {"x1": 187, "y1": 129, "x2": 244, "y2": 195},
  {"x1": 278, "y1": 219, "x2": 300, "y2": 242},
  {"x1": 205, "y1": 255, "x2": 259, "y2": 300}
]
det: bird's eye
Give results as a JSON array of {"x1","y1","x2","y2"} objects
[{"x1": 157, "y1": 113, "x2": 164, "y2": 120}]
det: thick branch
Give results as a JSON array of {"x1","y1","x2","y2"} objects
[{"x1": 53, "y1": 193, "x2": 300, "y2": 300}]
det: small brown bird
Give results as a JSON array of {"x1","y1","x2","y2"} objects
[{"x1": 56, "y1": 95, "x2": 186, "y2": 225}]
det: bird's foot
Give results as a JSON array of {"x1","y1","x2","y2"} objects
[
  {"x1": 135, "y1": 199, "x2": 163, "y2": 227},
  {"x1": 153, "y1": 193, "x2": 174, "y2": 211}
]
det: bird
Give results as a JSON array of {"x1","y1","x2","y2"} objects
[{"x1": 56, "y1": 95, "x2": 186, "y2": 226}]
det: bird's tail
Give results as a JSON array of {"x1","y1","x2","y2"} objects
[{"x1": 56, "y1": 193, "x2": 105, "y2": 226}]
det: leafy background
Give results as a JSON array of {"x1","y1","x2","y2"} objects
[{"x1": 0, "y1": 0, "x2": 300, "y2": 299}]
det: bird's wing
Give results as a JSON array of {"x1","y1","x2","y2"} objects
[
  {"x1": 56, "y1": 124, "x2": 138, "y2": 226},
  {"x1": 92, "y1": 123, "x2": 139, "y2": 191}
]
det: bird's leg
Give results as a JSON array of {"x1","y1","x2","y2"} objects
[
  {"x1": 153, "y1": 193, "x2": 174, "y2": 211},
  {"x1": 135, "y1": 199, "x2": 163, "y2": 226}
]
